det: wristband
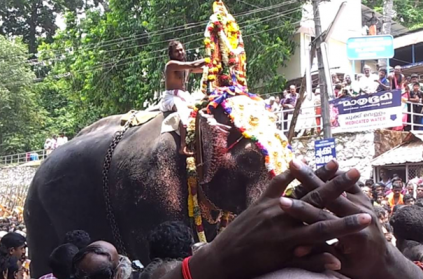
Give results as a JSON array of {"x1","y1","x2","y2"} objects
[{"x1": 182, "y1": 257, "x2": 193, "y2": 279}]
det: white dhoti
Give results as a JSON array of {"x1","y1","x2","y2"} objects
[{"x1": 159, "y1": 90, "x2": 193, "y2": 126}]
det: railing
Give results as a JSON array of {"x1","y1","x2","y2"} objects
[
  {"x1": 275, "y1": 101, "x2": 423, "y2": 134},
  {"x1": 0, "y1": 149, "x2": 47, "y2": 167}
]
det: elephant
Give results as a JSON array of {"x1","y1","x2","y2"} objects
[{"x1": 24, "y1": 102, "x2": 272, "y2": 278}]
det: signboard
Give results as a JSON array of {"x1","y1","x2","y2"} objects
[
  {"x1": 346, "y1": 35, "x2": 394, "y2": 60},
  {"x1": 329, "y1": 90, "x2": 402, "y2": 133},
  {"x1": 315, "y1": 138, "x2": 336, "y2": 169}
]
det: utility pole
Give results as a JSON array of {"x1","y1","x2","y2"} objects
[
  {"x1": 312, "y1": 0, "x2": 332, "y2": 138},
  {"x1": 378, "y1": 0, "x2": 394, "y2": 69}
]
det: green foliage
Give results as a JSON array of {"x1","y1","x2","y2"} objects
[
  {"x1": 0, "y1": 36, "x2": 46, "y2": 155},
  {"x1": 363, "y1": 0, "x2": 423, "y2": 30}
]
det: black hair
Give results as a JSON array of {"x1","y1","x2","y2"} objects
[
  {"x1": 334, "y1": 84, "x2": 342, "y2": 90},
  {"x1": 0, "y1": 244, "x2": 10, "y2": 279},
  {"x1": 403, "y1": 194, "x2": 415, "y2": 204},
  {"x1": 415, "y1": 198, "x2": 423, "y2": 207},
  {"x1": 392, "y1": 181, "x2": 402, "y2": 188},
  {"x1": 168, "y1": 40, "x2": 183, "y2": 59},
  {"x1": 365, "y1": 179, "x2": 374, "y2": 186},
  {"x1": 49, "y1": 244, "x2": 79, "y2": 279},
  {"x1": 390, "y1": 205, "x2": 423, "y2": 242},
  {"x1": 373, "y1": 206, "x2": 387, "y2": 220},
  {"x1": 7, "y1": 257, "x2": 18, "y2": 279},
  {"x1": 379, "y1": 68, "x2": 387, "y2": 75},
  {"x1": 140, "y1": 258, "x2": 181, "y2": 279},
  {"x1": 72, "y1": 245, "x2": 114, "y2": 279},
  {"x1": 414, "y1": 82, "x2": 420, "y2": 87},
  {"x1": 63, "y1": 230, "x2": 91, "y2": 249},
  {"x1": 1, "y1": 233, "x2": 26, "y2": 249},
  {"x1": 357, "y1": 181, "x2": 364, "y2": 187},
  {"x1": 147, "y1": 221, "x2": 193, "y2": 260}
]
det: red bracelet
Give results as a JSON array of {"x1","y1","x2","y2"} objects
[{"x1": 182, "y1": 257, "x2": 193, "y2": 279}]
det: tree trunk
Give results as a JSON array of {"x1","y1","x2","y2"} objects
[
  {"x1": 378, "y1": 0, "x2": 393, "y2": 69},
  {"x1": 28, "y1": 0, "x2": 38, "y2": 57}
]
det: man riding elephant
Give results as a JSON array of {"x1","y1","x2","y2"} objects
[{"x1": 159, "y1": 40, "x2": 206, "y2": 156}]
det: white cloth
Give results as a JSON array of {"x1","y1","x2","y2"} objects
[
  {"x1": 161, "y1": 112, "x2": 180, "y2": 135},
  {"x1": 56, "y1": 136, "x2": 68, "y2": 147},
  {"x1": 359, "y1": 74, "x2": 378, "y2": 94},
  {"x1": 159, "y1": 90, "x2": 193, "y2": 126}
]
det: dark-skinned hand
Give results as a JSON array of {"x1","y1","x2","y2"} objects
[
  {"x1": 286, "y1": 159, "x2": 422, "y2": 279},
  {"x1": 185, "y1": 164, "x2": 372, "y2": 279}
]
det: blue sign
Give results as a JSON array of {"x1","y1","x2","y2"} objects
[
  {"x1": 346, "y1": 35, "x2": 394, "y2": 60},
  {"x1": 315, "y1": 138, "x2": 336, "y2": 169}
]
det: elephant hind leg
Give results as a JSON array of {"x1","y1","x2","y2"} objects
[{"x1": 25, "y1": 196, "x2": 60, "y2": 278}]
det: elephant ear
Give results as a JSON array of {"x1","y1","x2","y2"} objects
[{"x1": 199, "y1": 114, "x2": 230, "y2": 184}]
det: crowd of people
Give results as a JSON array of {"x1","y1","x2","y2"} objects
[
  {"x1": 1, "y1": 160, "x2": 421, "y2": 279},
  {"x1": 265, "y1": 66, "x2": 423, "y2": 133},
  {"x1": 43, "y1": 133, "x2": 68, "y2": 156}
]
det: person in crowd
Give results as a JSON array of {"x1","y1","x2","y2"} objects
[
  {"x1": 265, "y1": 97, "x2": 279, "y2": 112},
  {"x1": 392, "y1": 83, "x2": 410, "y2": 131},
  {"x1": 409, "y1": 82, "x2": 423, "y2": 129},
  {"x1": 159, "y1": 40, "x2": 205, "y2": 156},
  {"x1": 44, "y1": 136, "x2": 55, "y2": 156},
  {"x1": 417, "y1": 184, "x2": 423, "y2": 199},
  {"x1": 331, "y1": 73, "x2": 340, "y2": 87},
  {"x1": 7, "y1": 257, "x2": 19, "y2": 279},
  {"x1": 334, "y1": 84, "x2": 344, "y2": 98},
  {"x1": 148, "y1": 221, "x2": 193, "y2": 261},
  {"x1": 372, "y1": 182, "x2": 386, "y2": 199},
  {"x1": 39, "y1": 244, "x2": 79, "y2": 279},
  {"x1": 361, "y1": 185, "x2": 372, "y2": 201},
  {"x1": 387, "y1": 181, "x2": 404, "y2": 209},
  {"x1": 374, "y1": 206, "x2": 388, "y2": 225},
  {"x1": 281, "y1": 85, "x2": 298, "y2": 131},
  {"x1": 409, "y1": 73, "x2": 423, "y2": 91},
  {"x1": 375, "y1": 68, "x2": 390, "y2": 92},
  {"x1": 63, "y1": 230, "x2": 91, "y2": 249},
  {"x1": 162, "y1": 159, "x2": 423, "y2": 279},
  {"x1": 358, "y1": 65, "x2": 378, "y2": 94},
  {"x1": 0, "y1": 233, "x2": 25, "y2": 261},
  {"x1": 342, "y1": 74, "x2": 358, "y2": 96},
  {"x1": 379, "y1": 169, "x2": 392, "y2": 190},
  {"x1": 0, "y1": 244, "x2": 10, "y2": 279},
  {"x1": 140, "y1": 259, "x2": 181, "y2": 279},
  {"x1": 389, "y1": 65, "x2": 405, "y2": 90},
  {"x1": 381, "y1": 223, "x2": 395, "y2": 244},
  {"x1": 72, "y1": 241, "x2": 132, "y2": 279},
  {"x1": 56, "y1": 133, "x2": 68, "y2": 147},
  {"x1": 404, "y1": 194, "x2": 416, "y2": 205},
  {"x1": 365, "y1": 179, "x2": 374, "y2": 187},
  {"x1": 405, "y1": 181, "x2": 416, "y2": 197}
]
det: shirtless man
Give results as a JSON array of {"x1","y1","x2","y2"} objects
[
  {"x1": 389, "y1": 65, "x2": 405, "y2": 90},
  {"x1": 159, "y1": 40, "x2": 206, "y2": 155}
]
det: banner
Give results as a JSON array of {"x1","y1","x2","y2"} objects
[
  {"x1": 329, "y1": 90, "x2": 402, "y2": 133},
  {"x1": 315, "y1": 138, "x2": 336, "y2": 169}
]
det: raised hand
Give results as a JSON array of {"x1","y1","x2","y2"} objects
[
  {"x1": 288, "y1": 159, "x2": 423, "y2": 279},
  {"x1": 186, "y1": 168, "x2": 371, "y2": 279}
]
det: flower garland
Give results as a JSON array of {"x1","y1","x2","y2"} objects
[{"x1": 201, "y1": 0, "x2": 247, "y2": 94}]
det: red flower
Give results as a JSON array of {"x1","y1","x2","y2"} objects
[{"x1": 229, "y1": 58, "x2": 236, "y2": 64}]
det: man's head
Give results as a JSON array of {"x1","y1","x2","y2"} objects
[
  {"x1": 49, "y1": 244, "x2": 79, "y2": 279},
  {"x1": 379, "y1": 69, "x2": 387, "y2": 79},
  {"x1": 331, "y1": 73, "x2": 338, "y2": 82},
  {"x1": 390, "y1": 205, "x2": 423, "y2": 243},
  {"x1": 362, "y1": 186, "x2": 372, "y2": 200},
  {"x1": 345, "y1": 74, "x2": 351, "y2": 84},
  {"x1": 59, "y1": 132, "x2": 65, "y2": 137},
  {"x1": 411, "y1": 73, "x2": 419, "y2": 83},
  {"x1": 63, "y1": 230, "x2": 91, "y2": 249},
  {"x1": 404, "y1": 194, "x2": 416, "y2": 206},
  {"x1": 148, "y1": 221, "x2": 193, "y2": 260},
  {"x1": 379, "y1": 168, "x2": 390, "y2": 180},
  {"x1": 394, "y1": 65, "x2": 402, "y2": 74},
  {"x1": 168, "y1": 40, "x2": 185, "y2": 62},
  {"x1": 268, "y1": 96, "x2": 275, "y2": 105},
  {"x1": 373, "y1": 182, "x2": 386, "y2": 198},
  {"x1": 363, "y1": 65, "x2": 370, "y2": 76},
  {"x1": 365, "y1": 179, "x2": 374, "y2": 187},
  {"x1": 392, "y1": 181, "x2": 403, "y2": 197},
  {"x1": 53, "y1": 135, "x2": 57, "y2": 140},
  {"x1": 72, "y1": 244, "x2": 116, "y2": 279},
  {"x1": 289, "y1": 85, "x2": 296, "y2": 94},
  {"x1": 413, "y1": 82, "x2": 420, "y2": 92},
  {"x1": 373, "y1": 206, "x2": 388, "y2": 224},
  {"x1": 0, "y1": 233, "x2": 26, "y2": 259},
  {"x1": 417, "y1": 184, "x2": 423, "y2": 199}
]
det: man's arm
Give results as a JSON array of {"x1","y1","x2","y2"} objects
[{"x1": 166, "y1": 59, "x2": 205, "y2": 72}]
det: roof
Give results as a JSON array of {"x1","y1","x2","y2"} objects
[
  {"x1": 394, "y1": 29, "x2": 423, "y2": 49},
  {"x1": 371, "y1": 132, "x2": 423, "y2": 166}
]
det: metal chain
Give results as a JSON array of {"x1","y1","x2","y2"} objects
[{"x1": 102, "y1": 111, "x2": 138, "y2": 256}]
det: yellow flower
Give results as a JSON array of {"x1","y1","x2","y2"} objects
[
  {"x1": 204, "y1": 57, "x2": 211, "y2": 64},
  {"x1": 204, "y1": 38, "x2": 211, "y2": 45},
  {"x1": 186, "y1": 157, "x2": 196, "y2": 170}
]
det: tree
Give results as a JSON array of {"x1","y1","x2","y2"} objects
[
  {"x1": 39, "y1": 0, "x2": 302, "y2": 124},
  {"x1": 0, "y1": 35, "x2": 47, "y2": 155}
]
